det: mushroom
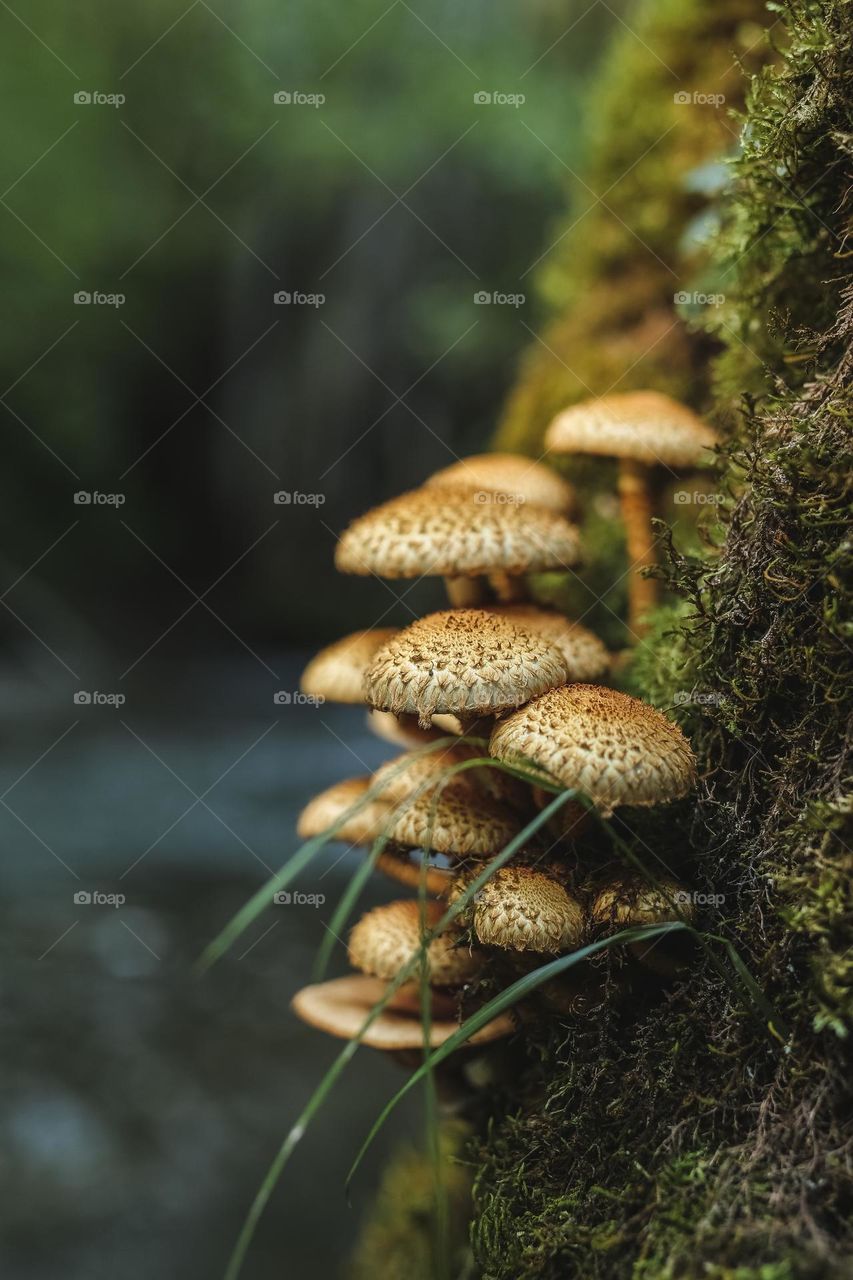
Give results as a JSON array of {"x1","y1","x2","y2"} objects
[
  {"x1": 489, "y1": 684, "x2": 696, "y2": 817},
  {"x1": 335, "y1": 487, "x2": 581, "y2": 607},
  {"x1": 424, "y1": 452, "x2": 575, "y2": 514},
  {"x1": 545, "y1": 391, "x2": 717, "y2": 636},
  {"x1": 291, "y1": 973, "x2": 513, "y2": 1052},
  {"x1": 482, "y1": 604, "x2": 610, "y2": 681},
  {"x1": 296, "y1": 776, "x2": 451, "y2": 896},
  {"x1": 301, "y1": 628, "x2": 399, "y2": 703},
  {"x1": 366, "y1": 709, "x2": 457, "y2": 749},
  {"x1": 386, "y1": 782, "x2": 522, "y2": 859},
  {"x1": 348, "y1": 899, "x2": 481, "y2": 986},
  {"x1": 372, "y1": 744, "x2": 527, "y2": 811},
  {"x1": 449, "y1": 864, "x2": 584, "y2": 954},
  {"x1": 590, "y1": 877, "x2": 696, "y2": 975},
  {"x1": 363, "y1": 609, "x2": 568, "y2": 730}
]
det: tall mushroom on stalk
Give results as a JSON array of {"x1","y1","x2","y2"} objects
[
  {"x1": 363, "y1": 608, "x2": 569, "y2": 732},
  {"x1": 335, "y1": 487, "x2": 581, "y2": 607},
  {"x1": 545, "y1": 391, "x2": 717, "y2": 636}
]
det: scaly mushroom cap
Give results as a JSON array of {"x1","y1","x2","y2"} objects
[
  {"x1": 301, "y1": 629, "x2": 398, "y2": 703},
  {"x1": 297, "y1": 777, "x2": 392, "y2": 845},
  {"x1": 335, "y1": 488, "x2": 581, "y2": 579},
  {"x1": 388, "y1": 783, "x2": 521, "y2": 857},
  {"x1": 372, "y1": 744, "x2": 523, "y2": 811},
  {"x1": 364, "y1": 609, "x2": 569, "y2": 728},
  {"x1": 591, "y1": 878, "x2": 695, "y2": 929},
  {"x1": 291, "y1": 974, "x2": 513, "y2": 1050},
  {"x1": 490, "y1": 684, "x2": 696, "y2": 816},
  {"x1": 483, "y1": 605, "x2": 610, "y2": 681},
  {"x1": 348, "y1": 899, "x2": 481, "y2": 986},
  {"x1": 425, "y1": 453, "x2": 575, "y2": 514},
  {"x1": 545, "y1": 391, "x2": 717, "y2": 468},
  {"x1": 449, "y1": 865, "x2": 584, "y2": 953}
]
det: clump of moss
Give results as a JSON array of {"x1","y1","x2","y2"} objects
[{"x1": 470, "y1": 1, "x2": 853, "y2": 1277}]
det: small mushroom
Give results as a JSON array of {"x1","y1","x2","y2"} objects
[
  {"x1": 490, "y1": 683, "x2": 696, "y2": 817},
  {"x1": 482, "y1": 605, "x2": 610, "y2": 681},
  {"x1": 449, "y1": 864, "x2": 584, "y2": 954},
  {"x1": 387, "y1": 783, "x2": 522, "y2": 859},
  {"x1": 335, "y1": 487, "x2": 581, "y2": 607},
  {"x1": 301, "y1": 628, "x2": 399, "y2": 703},
  {"x1": 291, "y1": 973, "x2": 513, "y2": 1052},
  {"x1": 590, "y1": 877, "x2": 696, "y2": 974},
  {"x1": 348, "y1": 899, "x2": 481, "y2": 986},
  {"x1": 364, "y1": 609, "x2": 568, "y2": 729},
  {"x1": 425, "y1": 452, "x2": 575, "y2": 514},
  {"x1": 372, "y1": 744, "x2": 526, "y2": 811},
  {"x1": 545, "y1": 391, "x2": 717, "y2": 636}
]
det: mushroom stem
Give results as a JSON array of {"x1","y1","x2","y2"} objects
[
  {"x1": 488, "y1": 571, "x2": 528, "y2": 603},
  {"x1": 617, "y1": 457, "x2": 659, "y2": 638},
  {"x1": 444, "y1": 575, "x2": 487, "y2": 607}
]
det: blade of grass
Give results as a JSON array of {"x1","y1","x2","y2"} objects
[{"x1": 346, "y1": 922, "x2": 689, "y2": 1192}]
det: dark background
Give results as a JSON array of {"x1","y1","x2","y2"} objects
[{"x1": 0, "y1": 2, "x2": 623, "y2": 1276}]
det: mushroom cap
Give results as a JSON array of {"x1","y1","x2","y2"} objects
[
  {"x1": 490, "y1": 684, "x2": 696, "y2": 816},
  {"x1": 296, "y1": 777, "x2": 392, "y2": 845},
  {"x1": 545, "y1": 391, "x2": 717, "y2": 468},
  {"x1": 335, "y1": 488, "x2": 581, "y2": 579},
  {"x1": 483, "y1": 605, "x2": 610, "y2": 681},
  {"x1": 301, "y1": 629, "x2": 399, "y2": 703},
  {"x1": 387, "y1": 784, "x2": 522, "y2": 857},
  {"x1": 591, "y1": 878, "x2": 695, "y2": 928},
  {"x1": 370, "y1": 847, "x2": 454, "y2": 896},
  {"x1": 364, "y1": 609, "x2": 569, "y2": 727},
  {"x1": 425, "y1": 453, "x2": 575, "y2": 514},
  {"x1": 449, "y1": 864, "x2": 584, "y2": 953},
  {"x1": 372, "y1": 744, "x2": 484, "y2": 804},
  {"x1": 348, "y1": 899, "x2": 481, "y2": 985},
  {"x1": 291, "y1": 974, "x2": 513, "y2": 1050}
]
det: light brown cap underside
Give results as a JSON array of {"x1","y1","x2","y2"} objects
[
  {"x1": 291, "y1": 974, "x2": 513, "y2": 1050},
  {"x1": 364, "y1": 609, "x2": 569, "y2": 727},
  {"x1": 296, "y1": 777, "x2": 392, "y2": 846},
  {"x1": 545, "y1": 391, "x2": 716, "y2": 468},
  {"x1": 335, "y1": 488, "x2": 581, "y2": 579},
  {"x1": 489, "y1": 684, "x2": 696, "y2": 816},
  {"x1": 425, "y1": 453, "x2": 575, "y2": 514}
]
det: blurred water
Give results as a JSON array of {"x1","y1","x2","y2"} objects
[{"x1": 0, "y1": 654, "x2": 423, "y2": 1279}]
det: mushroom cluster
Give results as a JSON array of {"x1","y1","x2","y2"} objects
[{"x1": 291, "y1": 444, "x2": 702, "y2": 1057}]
